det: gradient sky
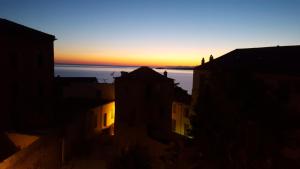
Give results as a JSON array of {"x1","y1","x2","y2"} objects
[{"x1": 1, "y1": 0, "x2": 300, "y2": 66}]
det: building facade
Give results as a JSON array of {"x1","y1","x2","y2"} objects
[{"x1": 0, "y1": 18, "x2": 55, "y2": 131}]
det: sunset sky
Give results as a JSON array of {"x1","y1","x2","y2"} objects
[{"x1": 1, "y1": 0, "x2": 300, "y2": 66}]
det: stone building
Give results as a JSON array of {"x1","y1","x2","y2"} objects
[{"x1": 0, "y1": 18, "x2": 55, "y2": 131}]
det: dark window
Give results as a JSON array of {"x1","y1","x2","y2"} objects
[{"x1": 103, "y1": 113, "x2": 107, "y2": 127}]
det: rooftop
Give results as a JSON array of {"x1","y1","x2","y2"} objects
[
  {"x1": 0, "y1": 18, "x2": 55, "y2": 40},
  {"x1": 195, "y1": 45, "x2": 300, "y2": 75},
  {"x1": 117, "y1": 66, "x2": 174, "y2": 82}
]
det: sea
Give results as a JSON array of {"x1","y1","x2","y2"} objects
[{"x1": 55, "y1": 64, "x2": 193, "y2": 94}]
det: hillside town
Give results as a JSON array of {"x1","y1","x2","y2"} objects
[{"x1": 1, "y1": 18, "x2": 300, "y2": 169}]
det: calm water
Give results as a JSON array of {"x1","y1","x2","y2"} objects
[{"x1": 55, "y1": 64, "x2": 193, "y2": 94}]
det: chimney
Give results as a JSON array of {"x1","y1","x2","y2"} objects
[
  {"x1": 209, "y1": 55, "x2": 214, "y2": 62},
  {"x1": 201, "y1": 58, "x2": 205, "y2": 65},
  {"x1": 163, "y1": 70, "x2": 168, "y2": 77}
]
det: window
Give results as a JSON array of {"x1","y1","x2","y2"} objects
[{"x1": 103, "y1": 113, "x2": 107, "y2": 127}]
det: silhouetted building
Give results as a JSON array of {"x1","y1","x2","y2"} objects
[
  {"x1": 192, "y1": 45, "x2": 300, "y2": 167},
  {"x1": 0, "y1": 18, "x2": 55, "y2": 131},
  {"x1": 115, "y1": 67, "x2": 174, "y2": 150},
  {"x1": 193, "y1": 45, "x2": 300, "y2": 114}
]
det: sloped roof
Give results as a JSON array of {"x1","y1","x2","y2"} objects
[
  {"x1": 0, "y1": 18, "x2": 55, "y2": 40},
  {"x1": 195, "y1": 45, "x2": 300, "y2": 75},
  {"x1": 118, "y1": 66, "x2": 174, "y2": 81}
]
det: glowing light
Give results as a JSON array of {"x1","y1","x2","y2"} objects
[
  {"x1": 171, "y1": 102, "x2": 191, "y2": 137},
  {"x1": 96, "y1": 101, "x2": 115, "y2": 135}
]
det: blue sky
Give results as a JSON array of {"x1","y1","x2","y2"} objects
[{"x1": 1, "y1": 0, "x2": 300, "y2": 66}]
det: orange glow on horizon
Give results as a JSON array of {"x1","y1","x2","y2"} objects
[
  {"x1": 54, "y1": 38, "x2": 231, "y2": 66},
  {"x1": 55, "y1": 48, "x2": 228, "y2": 67}
]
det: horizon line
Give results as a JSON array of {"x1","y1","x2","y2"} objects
[{"x1": 54, "y1": 62, "x2": 196, "y2": 68}]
